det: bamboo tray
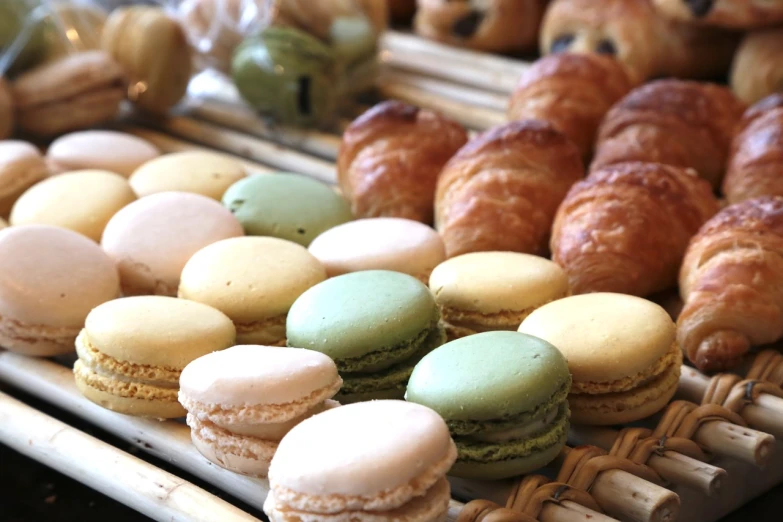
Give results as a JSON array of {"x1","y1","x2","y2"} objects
[{"x1": 2, "y1": 30, "x2": 783, "y2": 522}]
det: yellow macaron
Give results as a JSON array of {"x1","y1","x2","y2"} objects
[
  {"x1": 429, "y1": 252, "x2": 569, "y2": 340},
  {"x1": 519, "y1": 293, "x2": 681, "y2": 425},
  {"x1": 74, "y1": 296, "x2": 236, "y2": 419}
]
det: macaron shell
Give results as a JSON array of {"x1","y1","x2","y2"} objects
[
  {"x1": 178, "y1": 236, "x2": 327, "y2": 322},
  {"x1": 189, "y1": 415, "x2": 277, "y2": 477},
  {"x1": 83, "y1": 296, "x2": 236, "y2": 368},
  {"x1": 222, "y1": 173, "x2": 353, "y2": 246},
  {"x1": 10, "y1": 169, "x2": 136, "y2": 241},
  {"x1": 0, "y1": 225, "x2": 119, "y2": 327},
  {"x1": 286, "y1": 271, "x2": 439, "y2": 360},
  {"x1": 0, "y1": 140, "x2": 50, "y2": 217},
  {"x1": 429, "y1": 252, "x2": 569, "y2": 314},
  {"x1": 101, "y1": 191, "x2": 244, "y2": 296},
  {"x1": 179, "y1": 345, "x2": 340, "y2": 407},
  {"x1": 46, "y1": 130, "x2": 160, "y2": 176},
  {"x1": 130, "y1": 151, "x2": 247, "y2": 200},
  {"x1": 308, "y1": 218, "x2": 445, "y2": 280},
  {"x1": 518, "y1": 293, "x2": 676, "y2": 384}
]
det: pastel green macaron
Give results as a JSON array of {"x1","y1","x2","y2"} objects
[
  {"x1": 286, "y1": 270, "x2": 445, "y2": 402},
  {"x1": 222, "y1": 173, "x2": 353, "y2": 246},
  {"x1": 406, "y1": 331, "x2": 571, "y2": 480}
]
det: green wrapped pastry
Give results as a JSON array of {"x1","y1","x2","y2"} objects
[{"x1": 232, "y1": 26, "x2": 339, "y2": 128}]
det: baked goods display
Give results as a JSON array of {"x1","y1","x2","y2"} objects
[
  {"x1": 591, "y1": 79, "x2": 745, "y2": 188},
  {"x1": 436, "y1": 120, "x2": 583, "y2": 257},
  {"x1": 651, "y1": 0, "x2": 783, "y2": 29},
  {"x1": 551, "y1": 162, "x2": 719, "y2": 296},
  {"x1": 4, "y1": 1, "x2": 783, "y2": 521},
  {"x1": 338, "y1": 100, "x2": 468, "y2": 223}
]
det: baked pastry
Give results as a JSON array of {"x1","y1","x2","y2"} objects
[
  {"x1": 540, "y1": 0, "x2": 739, "y2": 83},
  {"x1": 723, "y1": 96, "x2": 783, "y2": 205},
  {"x1": 678, "y1": 196, "x2": 783, "y2": 371},
  {"x1": 730, "y1": 28, "x2": 783, "y2": 105},
  {"x1": 735, "y1": 92, "x2": 783, "y2": 134},
  {"x1": 508, "y1": 52, "x2": 635, "y2": 162},
  {"x1": 652, "y1": 0, "x2": 783, "y2": 29},
  {"x1": 436, "y1": 120, "x2": 584, "y2": 257},
  {"x1": 591, "y1": 79, "x2": 745, "y2": 188},
  {"x1": 551, "y1": 162, "x2": 719, "y2": 297},
  {"x1": 414, "y1": 0, "x2": 549, "y2": 53},
  {"x1": 338, "y1": 101, "x2": 468, "y2": 223}
]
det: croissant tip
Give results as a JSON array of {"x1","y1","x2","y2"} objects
[{"x1": 693, "y1": 330, "x2": 750, "y2": 372}]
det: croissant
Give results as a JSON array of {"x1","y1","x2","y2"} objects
[
  {"x1": 551, "y1": 162, "x2": 719, "y2": 297},
  {"x1": 435, "y1": 120, "x2": 583, "y2": 258},
  {"x1": 338, "y1": 100, "x2": 468, "y2": 223},
  {"x1": 591, "y1": 79, "x2": 745, "y2": 189},
  {"x1": 723, "y1": 95, "x2": 783, "y2": 205},
  {"x1": 652, "y1": 0, "x2": 783, "y2": 29},
  {"x1": 730, "y1": 28, "x2": 783, "y2": 106},
  {"x1": 414, "y1": 0, "x2": 549, "y2": 53},
  {"x1": 678, "y1": 196, "x2": 783, "y2": 371},
  {"x1": 508, "y1": 52, "x2": 635, "y2": 162},
  {"x1": 540, "y1": 0, "x2": 739, "y2": 84}
]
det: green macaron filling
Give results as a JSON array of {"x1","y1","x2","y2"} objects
[
  {"x1": 339, "y1": 325, "x2": 446, "y2": 396},
  {"x1": 447, "y1": 379, "x2": 571, "y2": 437}
]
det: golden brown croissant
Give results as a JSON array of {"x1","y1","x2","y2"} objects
[
  {"x1": 730, "y1": 28, "x2": 783, "y2": 106},
  {"x1": 414, "y1": 0, "x2": 550, "y2": 53},
  {"x1": 338, "y1": 100, "x2": 468, "y2": 223},
  {"x1": 678, "y1": 196, "x2": 783, "y2": 371},
  {"x1": 723, "y1": 96, "x2": 783, "y2": 205},
  {"x1": 435, "y1": 120, "x2": 583, "y2": 257},
  {"x1": 551, "y1": 162, "x2": 719, "y2": 297},
  {"x1": 591, "y1": 79, "x2": 745, "y2": 189},
  {"x1": 508, "y1": 52, "x2": 635, "y2": 162},
  {"x1": 652, "y1": 0, "x2": 783, "y2": 29},
  {"x1": 540, "y1": 0, "x2": 739, "y2": 84}
]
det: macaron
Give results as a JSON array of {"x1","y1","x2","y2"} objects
[
  {"x1": 519, "y1": 293, "x2": 682, "y2": 425},
  {"x1": 10, "y1": 170, "x2": 137, "y2": 242},
  {"x1": 0, "y1": 225, "x2": 120, "y2": 356},
  {"x1": 46, "y1": 130, "x2": 160, "y2": 176},
  {"x1": 101, "y1": 192, "x2": 244, "y2": 296},
  {"x1": 406, "y1": 331, "x2": 571, "y2": 480},
  {"x1": 179, "y1": 237, "x2": 327, "y2": 346},
  {"x1": 129, "y1": 151, "x2": 247, "y2": 200},
  {"x1": 179, "y1": 345, "x2": 343, "y2": 477},
  {"x1": 429, "y1": 252, "x2": 570, "y2": 340},
  {"x1": 286, "y1": 270, "x2": 446, "y2": 402},
  {"x1": 74, "y1": 296, "x2": 236, "y2": 418},
  {"x1": 308, "y1": 217, "x2": 446, "y2": 282},
  {"x1": 222, "y1": 173, "x2": 353, "y2": 246},
  {"x1": 0, "y1": 141, "x2": 50, "y2": 218},
  {"x1": 0, "y1": 218, "x2": 6, "y2": 229},
  {"x1": 264, "y1": 400, "x2": 457, "y2": 522}
]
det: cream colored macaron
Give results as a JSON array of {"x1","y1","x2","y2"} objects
[
  {"x1": 11, "y1": 170, "x2": 137, "y2": 242},
  {"x1": 130, "y1": 151, "x2": 247, "y2": 200},
  {"x1": 46, "y1": 130, "x2": 160, "y2": 176},
  {"x1": 308, "y1": 217, "x2": 446, "y2": 282},
  {"x1": 0, "y1": 141, "x2": 50, "y2": 218},
  {"x1": 74, "y1": 296, "x2": 236, "y2": 419},
  {"x1": 179, "y1": 236, "x2": 327, "y2": 345},
  {"x1": 179, "y1": 345, "x2": 342, "y2": 477},
  {"x1": 429, "y1": 252, "x2": 569, "y2": 340},
  {"x1": 519, "y1": 293, "x2": 681, "y2": 425}
]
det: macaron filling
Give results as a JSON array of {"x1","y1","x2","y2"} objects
[
  {"x1": 0, "y1": 315, "x2": 80, "y2": 355},
  {"x1": 234, "y1": 314, "x2": 287, "y2": 345}
]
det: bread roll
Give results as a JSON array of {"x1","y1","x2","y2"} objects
[{"x1": 730, "y1": 28, "x2": 783, "y2": 105}]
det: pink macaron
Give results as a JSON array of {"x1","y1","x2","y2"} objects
[
  {"x1": 46, "y1": 130, "x2": 160, "y2": 177},
  {"x1": 101, "y1": 191, "x2": 243, "y2": 296}
]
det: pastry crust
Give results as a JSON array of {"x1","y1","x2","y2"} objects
[
  {"x1": 508, "y1": 52, "x2": 635, "y2": 162},
  {"x1": 435, "y1": 120, "x2": 583, "y2": 257},
  {"x1": 730, "y1": 28, "x2": 783, "y2": 106},
  {"x1": 540, "y1": 0, "x2": 739, "y2": 84},
  {"x1": 678, "y1": 196, "x2": 783, "y2": 371},
  {"x1": 338, "y1": 101, "x2": 468, "y2": 223},
  {"x1": 723, "y1": 97, "x2": 783, "y2": 205},
  {"x1": 652, "y1": 0, "x2": 783, "y2": 29},
  {"x1": 591, "y1": 79, "x2": 745, "y2": 188},
  {"x1": 414, "y1": 0, "x2": 549, "y2": 53},
  {"x1": 551, "y1": 162, "x2": 719, "y2": 297}
]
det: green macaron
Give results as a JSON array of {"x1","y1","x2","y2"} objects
[
  {"x1": 222, "y1": 173, "x2": 353, "y2": 246},
  {"x1": 406, "y1": 331, "x2": 571, "y2": 480},
  {"x1": 286, "y1": 270, "x2": 446, "y2": 402}
]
